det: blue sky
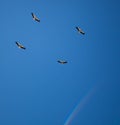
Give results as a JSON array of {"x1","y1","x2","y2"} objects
[{"x1": 0, "y1": 0, "x2": 120, "y2": 125}]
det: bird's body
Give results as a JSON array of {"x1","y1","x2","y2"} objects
[
  {"x1": 31, "y1": 13, "x2": 40, "y2": 22},
  {"x1": 76, "y1": 26, "x2": 85, "y2": 35},
  {"x1": 57, "y1": 60, "x2": 68, "y2": 64},
  {"x1": 15, "y1": 41, "x2": 26, "y2": 50}
]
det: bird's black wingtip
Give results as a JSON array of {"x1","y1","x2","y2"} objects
[
  {"x1": 15, "y1": 41, "x2": 18, "y2": 44},
  {"x1": 31, "y1": 12, "x2": 34, "y2": 16},
  {"x1": 82, "y1": 32, "x2": 85, "y2": 35},
  {"x1": 76, "y1": 26, "x2": 79, "y2": 30},
  {"x1": 37, "y1": 19, "x2": 40, "y2": 22}
]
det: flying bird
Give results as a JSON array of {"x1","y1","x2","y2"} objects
[
  {"x1": 57, "y1": 60, "x2": 68, "y2": 64},
  {"x1": 76, "y1": 26, "x2": 85, "y2": 35},
  {"x1": 15, "y1": 41, "x2": 26, "y2": 50},
  {"x1": 31, "y1": 12, "x2": 40, "y2": 22}
]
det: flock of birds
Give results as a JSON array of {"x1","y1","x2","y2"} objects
[{"x1": 15, "y1": 12, "x2": 85, "y2": 64}]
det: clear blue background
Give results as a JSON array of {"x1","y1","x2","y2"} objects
[{"x1": 0, "y1": 0, "x2": 120, "y2": 125}]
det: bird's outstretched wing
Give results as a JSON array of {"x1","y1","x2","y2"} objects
[
  {"x1": 15, "y1": 41, "x2": 26, "y2": 50},
  {"x1": 31, "y1": 12, "x2": 40, "y2": 22},
  {"x1": 76, "y1": 26, "x2": 85, "y2": 35},
  {"x1": 57, "y1": 60, "x2": 67, "y2": 64}
]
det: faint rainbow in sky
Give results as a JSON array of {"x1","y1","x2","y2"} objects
[{"x1": 64, "y1": 87, "x2": 96, "y2": 125}]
